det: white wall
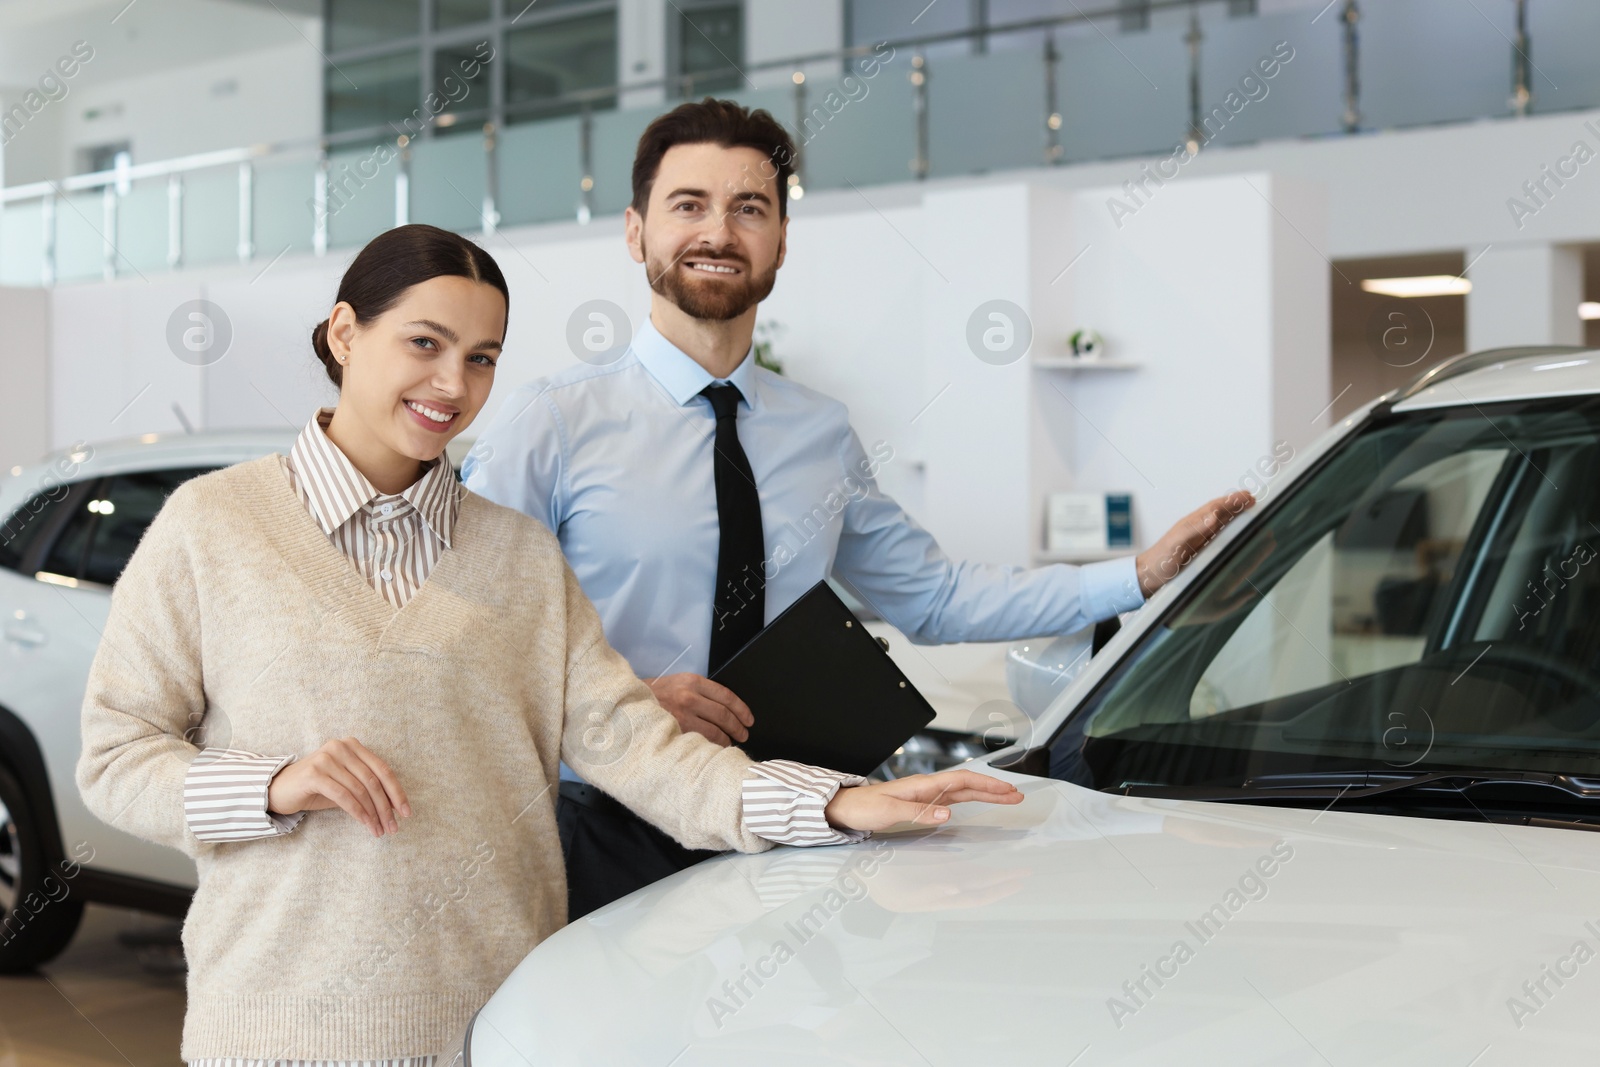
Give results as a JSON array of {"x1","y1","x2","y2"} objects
[
  {"x1": 203, "y1": 257, "x2": 342, "y2": 434},
  {"x1": 50, "y1": 277, "x2": 205, "y2": 450},
  {"x1": 1465, "y1": 242, "x2": 1585, "y2": 351},
  {"x1": 1267, "y1": 175, "x2": 1333, "y2": 447},
  {"x1": 0, "y1": 78, "x2": 64, "y2": 186},
  {"x1": 1055, "y1": 171, "x2": 1328, "y2": 546},
  {"x1": 918, "y1": 183, "x2": 1036, "y2": 564},
  {"x1": 755, "y1": 195, "x2": 930, "y2": 512},
  {"x1": 56, "y1": 41, "x2": 321, "y2": 174},
  {"x1": 0, "y1": 286, "x2": 49, "y2": 472}
]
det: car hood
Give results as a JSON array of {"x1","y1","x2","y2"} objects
[{"x1": 469, "y1": 770, "x2": 1600, "y2": 1065}]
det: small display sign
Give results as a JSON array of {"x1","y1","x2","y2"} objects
[{"x1": 1047, "y1": 492, "x2": 1134, "y2": 553}]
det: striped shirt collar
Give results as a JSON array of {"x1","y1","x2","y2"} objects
[{"x1": 287, "y1": 408, "x2": 459, "y2": 548}]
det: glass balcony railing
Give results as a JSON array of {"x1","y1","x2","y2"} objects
[{"x1": 3, "y1": 0, "x2": 1596, "y2": 286}]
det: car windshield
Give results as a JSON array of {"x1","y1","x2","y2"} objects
[{"x1": 1045, "y1": 395, "x2": 1600, "y2": 810}]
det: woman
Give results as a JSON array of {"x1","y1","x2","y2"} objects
[{"x1": 75, "y1": 224, "x2": 1021, "y2": 1064}]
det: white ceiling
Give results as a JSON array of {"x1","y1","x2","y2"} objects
[{"x1": 0, "y1": 0, "x2": 320, "y2": 90}]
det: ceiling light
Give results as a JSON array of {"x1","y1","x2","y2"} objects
[
  {"x1": 1580, "y1": 301, "x2": 1600, "y2": 320},
  {"x1": 1360, "y1": 275, "x2": 1472, "y2": 298}
]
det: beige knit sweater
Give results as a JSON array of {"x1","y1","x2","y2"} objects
[{"x1": 76, "y1": 455, "x2": 773, "y2": 1061}]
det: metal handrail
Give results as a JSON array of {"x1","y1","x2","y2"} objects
[
  {"x1": 1, "y1": 144, "x2": 296, "y2": 203},
  {"x1": 22, "y1": 0, "x2": 1568, "y2": 288},
  {"x1": 0, "y1": 0, "x2": 1264, "y2": 204}
]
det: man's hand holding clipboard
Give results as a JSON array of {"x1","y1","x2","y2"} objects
[{"x1": 707, "y1": 581, "x2": 941, "y2": 778}]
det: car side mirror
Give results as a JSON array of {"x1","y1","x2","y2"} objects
[{"x1": 1005, "y1": 625, "x2": 1097, "y2": 720}]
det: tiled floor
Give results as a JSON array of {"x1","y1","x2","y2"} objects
[{"x1": 0, "y1": 906, "x2": 186, "y2": 1067}]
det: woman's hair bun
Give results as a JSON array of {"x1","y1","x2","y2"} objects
[
  {"x1": 311, "y1": 318, "x2": 341, "y2": 387},
  {"x1": 312, "y1": 224, "x2": 511, "y2": 391}
]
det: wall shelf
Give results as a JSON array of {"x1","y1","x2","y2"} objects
[{"x1": 1031, "y1": 357, "x2": 1142, "y2": 372}]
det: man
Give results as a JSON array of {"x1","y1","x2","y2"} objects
[{"x1": 465, "y1": 99, "x2": 1252, "y2": 918}]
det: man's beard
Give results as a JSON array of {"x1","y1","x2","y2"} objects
[{"x1": 644, "y1": 241, "x2": 778, "y2": 322}]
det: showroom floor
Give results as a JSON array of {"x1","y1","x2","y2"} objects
[{"x1": 0, "y1": 906, "x2": 186, "y2": 1067}]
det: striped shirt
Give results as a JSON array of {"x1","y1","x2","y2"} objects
[
  {"x1": 283, "y1": 407, "x2": 458, "y2": 611},
  {"x1": 192, "y1": 1058, "x2": 435, "y2": 1067},
  {"x1": 741, "y1": 759, "x2": 867, "y2": 846},
  {"x1": 181, "y1": 411, "x2": 865, "y2": 1066}
]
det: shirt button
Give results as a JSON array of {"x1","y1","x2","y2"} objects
[
  {"x1": 379, "y1": 569, "x2": 393, "y2": 582},
  {"x1": 379, "y1": 503, "x2": 395, "y2": 516}
]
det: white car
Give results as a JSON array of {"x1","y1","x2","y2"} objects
[
  {"x1": 462, "y1": 346, "x2": 1600, "y2": 1064},
  {"x1": 0, "y1": 430, "x2": 293, "y2": 970}
]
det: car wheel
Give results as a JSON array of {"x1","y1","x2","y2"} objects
[{"x1": 0, "y1": 762, "x2": 84, "y2": 973}]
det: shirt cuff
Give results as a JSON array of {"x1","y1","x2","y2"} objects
[
  {"x1": 184, "y1": 749, "x2": 306, "y2": 842},
  {"x1": 1079, "y1": 556, "x2": 1145, "y2": 621},
  {"x1": 741, "y1": 759, "x2": 871, "y2": 847}
]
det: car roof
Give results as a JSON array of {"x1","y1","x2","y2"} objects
[
  {"x1": 6, "y1": 428, "x2": 296, "y2": 472},
  {"x1": 5, "y1": 429, "x2": 295, "y2": 485},
  {"x1": 2, "y1": 428, "x2": 477, "y2": 517},
  {"x1": 1, "y1": 430, "x2": 296, "y2": 523},
  {"x1": 1392, "y1": 345, "x2": 1600, "y2": 411}
]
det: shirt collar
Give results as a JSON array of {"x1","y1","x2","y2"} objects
[
  {"x1": 632, "y1": 316, "x2": 760, "y2": 413},
  {"x1": 289, "y1": 408, "x2": 459, "y2": 547}
]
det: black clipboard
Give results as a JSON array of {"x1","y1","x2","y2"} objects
[{"x1": 709, "y1": 581, "x2": 937, "y2": 777}]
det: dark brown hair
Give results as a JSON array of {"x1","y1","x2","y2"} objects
[
  {"x1": 631, "y1": 98, "x2": 798, "y2": 219},
  {"x1": 312, "y1": 223, "x2": 510, "y2": 387}
]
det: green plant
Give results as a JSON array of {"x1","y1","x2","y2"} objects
[{"x1": 753, "y1": 319, "x2": 785, "y2": 375}]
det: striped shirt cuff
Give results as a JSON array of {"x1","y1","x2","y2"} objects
[
  {"x1": 741, "y1": 759, "x2": 870, "y2": 847},
  {"x1": 184, "y1": 749, "x2": 306, "y2": 842},
  {"x1": 189, "y1": 1058, "x2": 435, "y2": 1067}
]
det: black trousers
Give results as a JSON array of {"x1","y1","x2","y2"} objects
[{"x1": 556, "y1": 780, "x2": 723, "y2": 921}]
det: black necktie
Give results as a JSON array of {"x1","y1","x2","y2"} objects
[{"x1": 701, "y1": 383, "x2": 765, "y2": 673}]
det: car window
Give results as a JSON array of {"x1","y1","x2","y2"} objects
[
  {"x1": 1188, "y1": 448, "x2": 1506, "y2": 719},
  {"x1": 1049, "y1": 398, "x2": 1600, "y2": 788},
  {"x1": 38, "y1": 482, "x2": 101, "y2": 581},
  {"x1": 0, "y1": 486, "x2": 78, "y2": 573},
  {"x1": 41, "y1": 468, "x2": 216, "y2": 586}
]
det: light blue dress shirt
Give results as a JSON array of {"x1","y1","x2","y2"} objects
[{"x1": 464, "y1": 318, "x2": 1145, "y2": 689}]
